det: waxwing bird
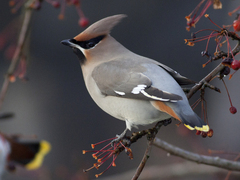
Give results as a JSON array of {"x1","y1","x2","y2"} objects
[
  {"x1": 0, "y1": 132, "x2": 51, "y2": 174},
  {"x1": 61, "y1": 14, "x2": 210, "y2": 140}
]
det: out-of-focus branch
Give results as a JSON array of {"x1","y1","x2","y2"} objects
[
  {"x1": 100, "y1": 162, "x2": 238, "y2": 180},
  {"x1": 153, "y1": 137, "x2": 240, "y2": 171},
  {"x1": 0, "y1": 8, "x2": 32, "y2": 110}
]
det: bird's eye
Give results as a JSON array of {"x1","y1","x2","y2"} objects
[
  {"x1": 76, "y1": 35, "x2": 106, "y2": 49},
  {"x1": 86, "y1": 41, "x2": 96, "y2": 48}
]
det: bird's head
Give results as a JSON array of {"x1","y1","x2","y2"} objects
[{"x1": 61, "y1": 14, "x2": 127, "y2": 65}]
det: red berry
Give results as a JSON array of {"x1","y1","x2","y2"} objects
[
  {"x1": 65, "y1": 0, "x2": 71, "y2": 4},
  {"x1": 32, "y1": 1, "x2": 41, "y2": 10},
  {"x1": 196, "y1": 130, "x2": 201, "y2": 135},
  {"x1": 222, "y1": 57, "x2": 233, "y2": 66},
  {"x1": 207, "y1": 129, "x2": 213, "y2": 137},
  {"x1": 231, "y1": 60, "x2": 240, "y2": 70},
  {"x1": 71, "y1": 0, "x2": 79, "y2": 5},
  {"x1": 9, "y1": 0, "x2": 15, "y2": 7},
  {"x1": 201, "y1": 132, "x2": 207, "y2": 138},
  {"x1": 230, "y1": 106, "x2": 237, "y2": 114},
  {"x1": 233, "y1": 20, "x2": 240, "y2": 32},
  {"x1": 78, "y1": 17, "x2": 89, "y2": 28},
  {"x1": 52, "y1": 1, "x2": 60, "y2": 8}
]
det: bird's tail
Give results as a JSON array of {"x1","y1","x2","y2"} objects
[
  {"x1": 152, "y1": 101, "x2": 209, "y2": 132},
  {"x1": 168, "y1": 101, "x2": 210, "y2": 132},
  {"x1": 179, "y1": 112, "x2": 209, "y2": 132}
]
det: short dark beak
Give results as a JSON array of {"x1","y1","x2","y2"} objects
[{"x1": 61, "y1": 39, "x2": 71, "y2": 46}]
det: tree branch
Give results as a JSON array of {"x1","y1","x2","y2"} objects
[
  {"x1": 187, "y1": 34, "x2": 240, "y2": 99},
  {"x1": 153, "y1": 137, "x2": 240, "y2": 171},
  {"x1": 100, "y1": 162, "x2": 238, "y2": 180},
  {"x1": 113, "y1": 30, "x2": 240, "y2": 180},
  {"x1": 0, "y1": 8, "x2": 32, "y2": 110},
  {"x1": 187, "y1": 63, "x2": 224, "y2": 99},
  {"x1": 131, "y1": 121, "x2": 166, "y2": 180},
  {"x1": 131, "y1": 137, "x2": 154, "y2": 180}
]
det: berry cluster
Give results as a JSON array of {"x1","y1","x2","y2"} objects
[
  {"x1": 196, "y1": 129, "x2": 213, "y2": 138},
  {"x1": 220, "y1": 58, "x2": 239, "y2": 114},
  {"x1": 9, "y1": 0, "x2": 89, "y2": 28},
  {"x1": 233, "y1": 18, "x2": 240, "y2": 32},
  {"x1": 222, "y1": 58, "x2": 240, "y2": 71},
  {"x1": 185, "y1": 2, "x2": 240, "y2": 135}
]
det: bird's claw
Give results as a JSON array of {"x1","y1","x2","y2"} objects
[
  {"x1": 163, "y1": 118, "x2": 172, "y2": 126},
  {"x1": 110, "y1": 134, "x2": 131, "y2": 147},
  {"x1": 110, "y1": 134, "x2": 123, "y2": 146}
]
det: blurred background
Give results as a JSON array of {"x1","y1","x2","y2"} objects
[{"x1": 0, "y1": 0, "x2": 240, "y2": 179}]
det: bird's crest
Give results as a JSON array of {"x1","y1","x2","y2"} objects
[{"x1": 74, "y1": 14, "x2": 127, "y2": 41}]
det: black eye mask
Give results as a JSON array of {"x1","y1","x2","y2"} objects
[{"x1": 70, "y1": 35, "x2": 106, "y2": 49}]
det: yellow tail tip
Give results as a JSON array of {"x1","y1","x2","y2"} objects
[
  {"x1": 25, "y1": 140, "x2": 51, "y2": 170},
  {"x1": 195, "y1": 125, "x2": 210, "y2": 132},
  {"x1": 184, "y1": 124, "x2": 195, "y2": 130},
  {"x1": 184, "y1": 124, "x2": 210, "y2": 132}
]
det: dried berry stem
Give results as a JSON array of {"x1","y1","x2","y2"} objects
[{"x1": 187, "y1": 34, "x2": 240, "y2": 99}]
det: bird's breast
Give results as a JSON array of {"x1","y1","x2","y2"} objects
[{"x1": 83, "y1": 75, "x2": 170, "y2": 126}]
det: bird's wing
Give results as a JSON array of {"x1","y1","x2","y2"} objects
[
  {"x1": 155, "y1": 62, "x2": 196, "y2": 85},
  {"x1": 92, "y1": 59, "x2": 182, "y2": 102}
]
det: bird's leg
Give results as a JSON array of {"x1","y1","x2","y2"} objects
[{"x1": 111, "y1": 128, "x2": 129, "y2": 146}]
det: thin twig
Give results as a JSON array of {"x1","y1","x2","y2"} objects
[
  {"x1": 187, "y1": 63, "x2": 224, "y2": 99},
  {"x1": 0, "y1": 9, "x2": 32, "y2": 110},
  {"x1": 131, "y1": 120, "x2": 170, "y2": 179},
  {"x1": 153, "y1": 137, "x2": 240, "y2": 171},
  {"x1": 131, "y1": 138, "x2": 154, "y2": 180},
  {"x1": 187, "y1": 39, "x2": 240, "y2": 99}
]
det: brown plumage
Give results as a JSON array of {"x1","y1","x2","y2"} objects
[
  {"x1": 151, "y1": 101, "x2": 181, "y2": 121},
  {"x1": 74, "y1": 14, "x2": 127, "y2": 41}
]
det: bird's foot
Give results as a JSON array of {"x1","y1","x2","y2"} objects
[
  {"x1": 162, "y1": 118, "x2": 172, "y2": 126},
  {"x1": 111, "y1": 130, "x2": 131, "y2": 147},
  {"x1": 110, "y1": 135, "x2": 123, "y2": 146}
]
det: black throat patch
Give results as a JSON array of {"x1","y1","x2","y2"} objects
[{"x1": 72, "y1": 48, "x2": 86, "y2": 65}]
